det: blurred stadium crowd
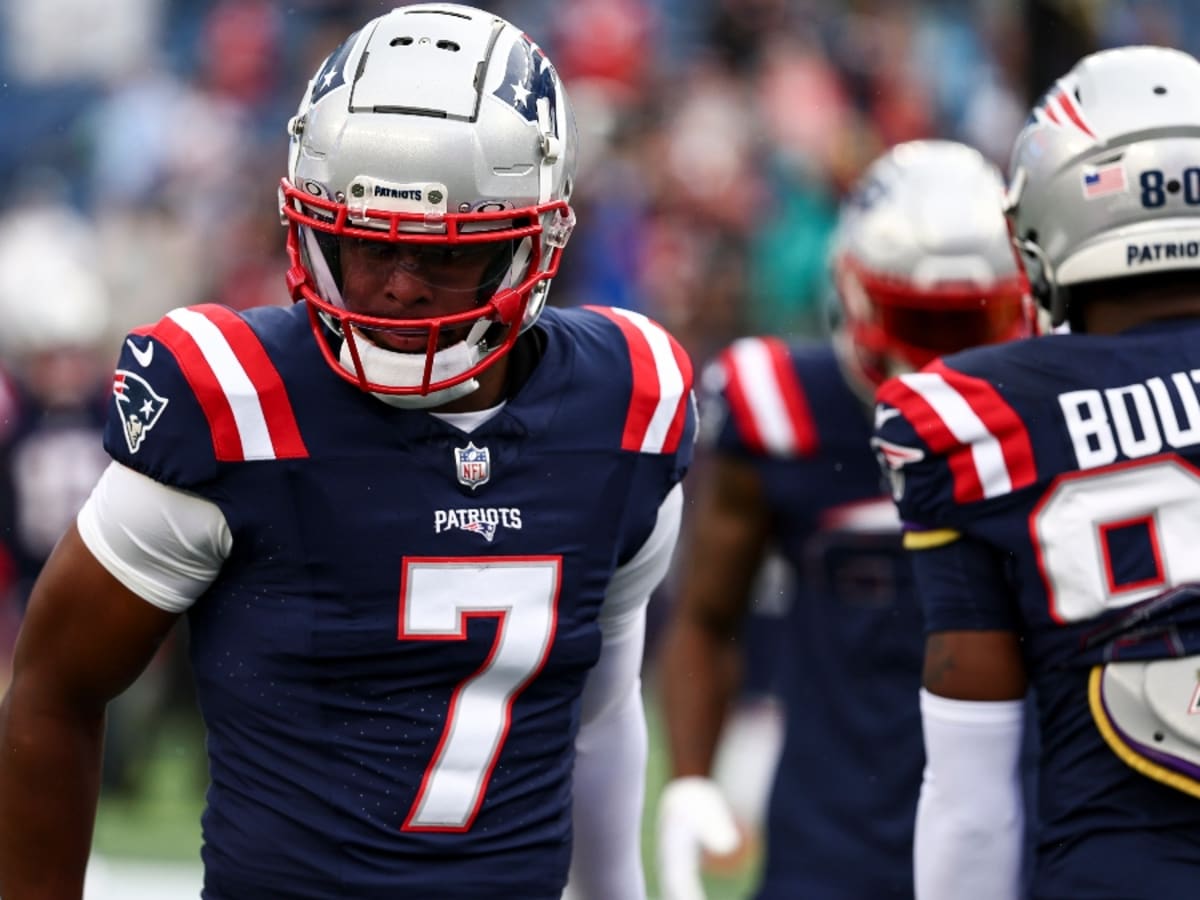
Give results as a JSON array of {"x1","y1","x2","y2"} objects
[
  {"x1": 0, "y1": 0, "x2": 1198, "y2": 842},
  {"x1": 9, "y1": 0, "x2": 1193, "y2": 359}
]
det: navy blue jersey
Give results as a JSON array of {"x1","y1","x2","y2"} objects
[
  {"x1": 102, "y1": 301, "x2": 695, "y2": 900},
  {"x1": 707, "y1": 336, "x2": 923, "y2": 899},
  {"x1": 875, "y1": 319, "x2": 1200, "y2": 898}
]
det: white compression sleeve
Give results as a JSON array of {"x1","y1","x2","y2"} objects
[
  {"x1": 76, "y1": 461, "x2": 232, "y2": 613},
  {"x1": 564, "y1": 484, "x2": 683, "y2": 900},
  {"x1": 914, "y1": 688, "x2": 1026, "y2": 900},
  {"x1": 565, "y1": 641, "x2": 648, "y2": 900}
]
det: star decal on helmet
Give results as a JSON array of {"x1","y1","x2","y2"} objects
[
  {"x1": 493, "y1": 35, "x2": 559, "y2": 129},
  {"x1": 309, "y1": 28, "x2": 361, "y2": 104}
]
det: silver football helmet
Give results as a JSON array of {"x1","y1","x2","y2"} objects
[
  {"x1": 830, "y1": 139, "x2": 1029, "y2": 386},
  {"x1": 1007, "y1": 45, "x2": 1200, "y2": 329},
  {"x1": 280, "y1": 3, "x2": 577, "y2": 404}
]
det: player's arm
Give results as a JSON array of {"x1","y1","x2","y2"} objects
[
  {"x1": 874, "y1": 381, "x2": 1031, "y2": 900},
  {"x1": 906, "y1": 535, "x2": 1028, "y2": 900},
  {"x1": 0, "y1": 524, "x2": 177, "y2": 899},
  {"x1": 565, "y1": 483, "x2": 683, "y2": 900},
  {"x1": 653, "y1": 455, "x2": 769, "y2": 900},
  {"x1": 658, "y1": 455, "x2": 768, "y2": 780},
  {"x1": 0, "y1": 462, "x2": 228, "y2": 900}
]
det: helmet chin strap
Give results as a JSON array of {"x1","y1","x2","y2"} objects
[{"x1": 338, "y1": 319, "x2": 489, "y2": 409}]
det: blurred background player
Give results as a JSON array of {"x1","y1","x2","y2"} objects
[
  {"x1": 0, "y1": 193, "x2": 207, "y2": 802},
  {"x1": 875, "y1": 45, "x2": 1200, "y2": 899},
  {"x1": 655, "y1": 138, "x2": 1030, "y2": 900},
  {"x1": 0, "y1": 195, "x2": 112, "y2": 611},
  {"x1": 0, "y1": 195, "x2": 114, "y2": 703}
]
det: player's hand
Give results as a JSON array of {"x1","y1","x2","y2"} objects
[{"x1": 656, "y1": 776, "x2": 741, "y2": 900}]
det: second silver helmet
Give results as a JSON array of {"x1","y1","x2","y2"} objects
[{"x1": 1007, "y1": 45, "x2": 1200, "y2": 328}]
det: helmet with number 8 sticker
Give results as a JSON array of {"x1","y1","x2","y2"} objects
[{"x1": 1006, "y1": 45, "x2": 1200, "y2": 330}]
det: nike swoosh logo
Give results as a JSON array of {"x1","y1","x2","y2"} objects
[{"x1": 126, "y1": 338, "x2": 154, "y2": 368}]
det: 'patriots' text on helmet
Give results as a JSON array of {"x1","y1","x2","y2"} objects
[
  {"x1": 279, "y1": 3, "x2": 577, "y2": 405},
  {"x1": 831, "y1": 139, "x2": 1029, "y2": 387},
  {"x1": 1006, "y1": 45, "x2": 1200, "y2": 329}
]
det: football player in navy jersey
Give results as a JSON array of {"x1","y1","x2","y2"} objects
[
  {"x1": 655, "y1": 140, "x2": 1031, "y2": 900},
  {"x1": 0, "y1": 225, "x2": 112, "y2": 613},
  {"x1": 874, "y1": 46, "x2": 1200, "y2": 899},
  {"x1": 0, "y1": 6, "x2": 695, "y2": 900}
]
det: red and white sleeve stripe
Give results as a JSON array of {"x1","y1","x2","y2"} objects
[
  {"x1": 139, "y1": 305, "x2": 308, "y2": 462},
  {"x1": 719, "y1": 337, "x2": 818, "y2": 457},
  {"x1": 586, "y1": 306, "x2": 694, "y2": 454},
  {"x1": 877, "y1": 360, "x2": 1035, "y2": 503}
]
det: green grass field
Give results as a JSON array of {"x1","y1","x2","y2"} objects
[{"x1": 92, "y1": 694, "x2": 760, "y2": 899}]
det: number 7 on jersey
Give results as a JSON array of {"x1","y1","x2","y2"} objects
[{"x1": 398, "y1": 556, "x2": 562, "y2": 831}]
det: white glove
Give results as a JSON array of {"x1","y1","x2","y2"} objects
[{"x1": 656, "y1": 776, "x2": 741, "y2": 900}]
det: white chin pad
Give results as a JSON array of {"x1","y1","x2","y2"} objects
[{"x1": 338, "y1": 326, "x2": 484, "y2": 409}]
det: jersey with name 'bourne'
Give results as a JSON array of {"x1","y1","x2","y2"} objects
[{"x1": 874, "y1": 318, "x2": 1200, "y2": 898}]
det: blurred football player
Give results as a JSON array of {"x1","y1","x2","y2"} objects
[
  {"x1": 0, "y1": 6, "x2": 695, "y2": 899},
  {"x1": 0, "y1": 206, "x2": 112, "y2": 610},
  {"x1": 656, "y1": 139, "x2": 1030, "y2": 900},
  {"x1": 874, "y1": 46, "x2": 1200, "y2": 898}
]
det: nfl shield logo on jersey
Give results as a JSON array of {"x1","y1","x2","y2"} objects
[{"x1": 454, "y1": 442, "x2": 491, "y2": 490}]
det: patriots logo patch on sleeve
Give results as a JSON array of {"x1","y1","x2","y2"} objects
[{"x1": 113, "y1": 370, "x2": 169, "y2": 453}]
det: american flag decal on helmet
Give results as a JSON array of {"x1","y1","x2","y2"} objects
[{"x1": 1031, "y1": 85, "x2": 1096, "y2": 139}]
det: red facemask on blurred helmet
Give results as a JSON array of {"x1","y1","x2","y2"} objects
[
  {"x1": 830, "y1": 139, "x2": 1033, "y2": 387},
  {"x1": 834, "y1": 256, "x2": 1031, "y2": 387}
]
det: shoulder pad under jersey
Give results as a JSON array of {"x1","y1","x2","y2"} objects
[
  {"x1": 570, "y1": 305, "x2": 696, "y2": 465},
  {"x1": 706, "y1": 335, "x2": 821, "y2": 459},
  {"x1": 873, "y1": 357, "x2": 1039, "y2": 525},
  {"x1": 105, "y1": 304, "x2": 309, "y2": 487}
]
